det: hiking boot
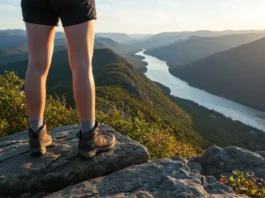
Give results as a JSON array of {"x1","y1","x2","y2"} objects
[
  {"x1": 77, "y1": 120, "x2": 116, "y2": 159},
  {"x1": 28, "y1": 122, "x2": 53, "y2": 156}
]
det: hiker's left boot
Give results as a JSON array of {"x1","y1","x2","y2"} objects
[{"x1": 28, "y1": 122, "x2": 53, "y2": 156}]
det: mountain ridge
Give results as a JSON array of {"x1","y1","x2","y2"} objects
[
  {"x1": 0, "y1": 36, "x2": 146, "y2": 69},
  {"x1": 0, "y1": 48, "x2": 205, "y2": 147},
  {"x1": 169, "y1": 37, "x2": 265, "y2": 111},
  {"x1": 137, "y1": 30, "x2": 265, "y2": 50},
  {"x1": 145, "y1": 33, "x2": 265, "y2": 67}
]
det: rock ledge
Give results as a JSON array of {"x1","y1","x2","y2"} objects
[
  {"x1": 47, "y1": 158, "x2": 246, "y2": 198},
  {"x1": 0, "y1": 124, "x2": 149, "y2": 196}
]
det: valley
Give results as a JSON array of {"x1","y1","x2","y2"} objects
[
  {"x1": 145, "y1": 33, "x2": 265, "y2": 67},
  {"x1": 169, "y1": 37, "x2": 265, "y2": 111},
  {"x1": 2, "y1": 2, "x2": 265, "y2": 197},
  {"x1": 1, "y1": 29, "x2": 265, "y2": 152}
]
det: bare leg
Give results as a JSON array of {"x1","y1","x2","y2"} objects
[
  {"x1": 64, "y1": 21, "x2": 95, "y2": 122},
  {"x1": 64, "y1": 20, "x2": 116, "y2": 158},
  {"x1": 24, "y1": 23, "x2": 56, "y2": 120}
]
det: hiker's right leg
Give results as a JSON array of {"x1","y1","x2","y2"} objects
[
  {"x1": 61, "y1": 1, "x2": 116, "y2": 158},
  {"x1": 61, "y1": 0, "x2": 97, "y2": 130},
  {"x1": 64, "y1": 21, "x2": 96, "y2": 129}
]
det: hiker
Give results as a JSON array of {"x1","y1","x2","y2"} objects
[{"x1": 21, "y1": 0, "x2": 116, "y2": 158}]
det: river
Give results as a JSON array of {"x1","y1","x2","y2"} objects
[{"x1": 136, "y1": 50, "x2": 265, "y2": 132}]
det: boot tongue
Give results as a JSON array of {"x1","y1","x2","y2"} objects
[
  {"x1": 95, "y1": 120, "x2": 100, "y2": 128},
  {"x1": 77, "y1": 130, "x2": 83, "y2": 139},
  {"x1": 29, "y1": 123, "x2": 45, "y2": 134},
  {"x1": 37, "y1": 123, "x2": 46, "y2": 133},
  {"x1": 29, "y1": 128, "x2": 39, "y2": 138},
  {"x1": 77, "y1": 130, "x2": 97, "y2": 139}
]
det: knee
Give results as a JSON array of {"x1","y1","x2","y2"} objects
[
  {"x1": 69, "y1": 59, "x2": 93, "y2": 76},
  {"x1": 27, "y1": 58, "x2": 50, "y2": 76}
]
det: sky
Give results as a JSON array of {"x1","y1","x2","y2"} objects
[{"x1": 0, "y1": 0, "x2": 265, "y2": 34}]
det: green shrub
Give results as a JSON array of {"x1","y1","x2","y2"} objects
[
  {"x1": 0, "y1": 71, "x2": 79, "y2": 136},
  {"x1": 0, "y1": 71, "x2": 203, "y2": 159},
  {"x1": 96, "y1": 105, "x2": 203, "y2": 159},
  {"x1": 221, "y1": 170, "x2": 265, "y2": 198},
  {"x1": 0, "y1": 71, "x2": 28, "y2": 136}
]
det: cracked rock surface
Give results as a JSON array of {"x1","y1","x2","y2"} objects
[
  {"x1": 0, "y1": 124, "x2": 149, "y2": 197},
  {"x1": 192, "y1": 146, "x2": 265, "y2": 180},
  {"x1": 47, "y1": 158, "x2": 246, "y2": 198}
]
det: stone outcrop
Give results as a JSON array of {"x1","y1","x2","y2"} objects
[
  {"x1": 192, "y1": 146, "x2": 265, "y2": 180},
  {"x1": 0, "y1": 123, "x2": 149, "y2": 197},
  {"x1": 1, "y1": 124, "x2": 262, "y2": 198},
  {"x1": 47, "y1": 158, "x2": 246, "y2": 198}
]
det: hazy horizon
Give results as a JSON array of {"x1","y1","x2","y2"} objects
[
  {"x1": 2, "y1": 28, "x2": 265, "y2": 35},
  {"x1": 1, "y1": 0, "x2": 265, "y2": 34}
]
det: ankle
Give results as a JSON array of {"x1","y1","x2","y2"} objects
[
  {"x1": 29, "y1": 118, "x2": 44, "y2": 132},
  {"x1": 81, "y1": 119, "x2": 96, "y2": 134}
]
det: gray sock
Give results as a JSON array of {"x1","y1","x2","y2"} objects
[
  {"x1": 81, "y1": 119, "x2": 96, "y2": 134},
  {"x1": 29, "y1": 118, "x2": 44, "y2": 132}
]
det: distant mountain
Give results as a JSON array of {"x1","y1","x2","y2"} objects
[
  {"x1": 0, "y1": 36, "x2": 145, "y2": 68},
  {"x1": 139, "y1": 30, "x2": 265, "y2": 50},
  {"x1": 145, "y1": 33, "x2": 265, "y2": 67},
  {"x1": 0, "y1": 29, "x2": 65, "y2": 38},
  {"x1": 2, "y1": 47, "x2": 264, "y2": 151},
  {"x1": 0, "y1": 48, "x2": 204, "y2": 147},
  {"x1": 0, "y1": 30, "x2": 66, "y2": 50},
  {"x1": 95, "y1": 37, "x2": 140, "y2": 55},
  {"x1": 0, "y1": 29, "x2": 135, "y2": 49},
  {"x1": 169, "y1": 37, "x2": 265, "y2": 111},
  {"x1": 0, "y1": 29, "x2": 146, "y2": 69},
  {"x1": 0, "y1": 44, "x2": 28, "y2": 64},
  {"x1": 95, "y1": 37, "x2": 146, "y2": 69},
  {"x1": 95, "y1": 33, "x2": 133, "y2": 43},
  {"x1": 0, "y1": 29, "x2": 26, "y2": 36},
  {"x1": 0, "y1": 32, "x2": 27, "y2": 50},
  {"x1": 129, "y1": 34, "x2": 154, "y2": 40},
  {"x1": 0, "y1": 38, "x2": 67, "y2": 65},
  {"x1": 0, "y1": 29, "x2": 68, "y2": 64}
]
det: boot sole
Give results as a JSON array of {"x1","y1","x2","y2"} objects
[
  {"x1": 31, "y1": 139, "x2": 53, "y2": 156},
  {"x1": 78, "y1": 141, "x2": 116, "y2": 159}
]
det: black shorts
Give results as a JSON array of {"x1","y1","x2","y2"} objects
[{"x1": 21, "y1": 0, "x2": 97, "y2": 27}]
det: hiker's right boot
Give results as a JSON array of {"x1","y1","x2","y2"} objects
[
  {"x1": 28, "y1": 122, "x2": 53, "y2": 156},
  {"x1": 77, "y1": 120, "x2": 116, "y2": 159}
]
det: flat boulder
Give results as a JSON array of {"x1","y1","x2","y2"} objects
[
  {"x1": 0, "y1": 123, "x2": 149, "y2": 197},
  {"x1": 47, "y1": 158, "x2": 246, "y2": 198}
]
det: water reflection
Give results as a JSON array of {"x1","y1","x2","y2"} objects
[{"x1": 136, "y1": 50, "x2": 265, "y2": 132}]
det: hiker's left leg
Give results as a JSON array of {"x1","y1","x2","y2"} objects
[
  {"x1": 22, "y1": 1, "x2": 57, "y2": 155},
  {"x1": 24, "y1": 23, "x2": 57, "y2": 124}
]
